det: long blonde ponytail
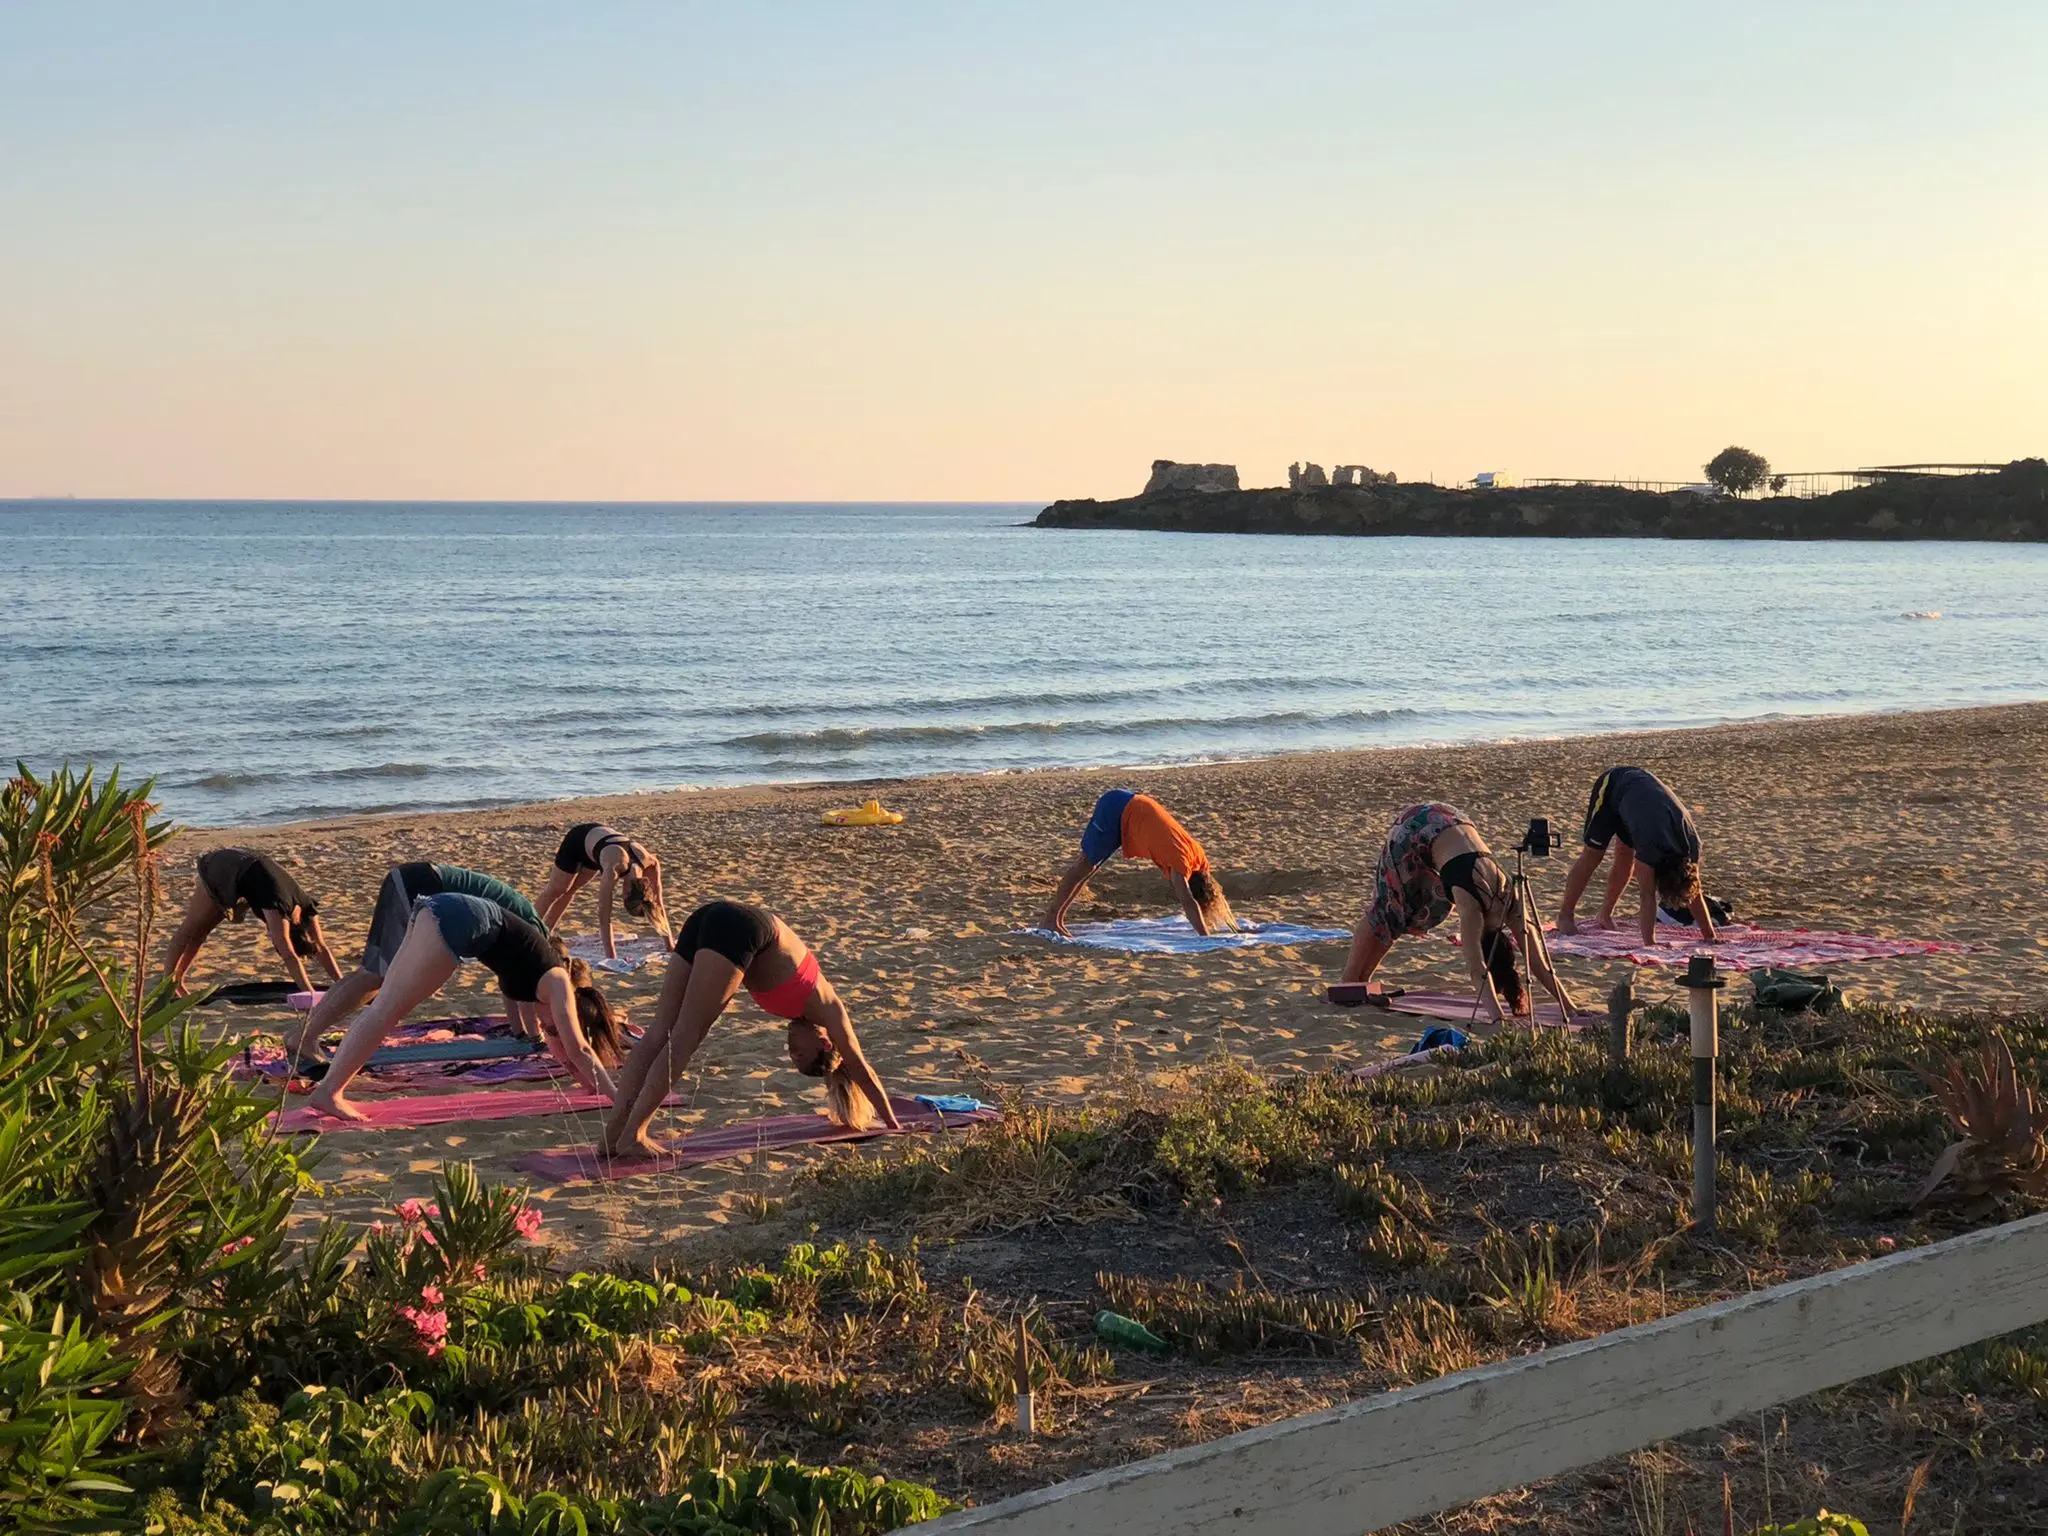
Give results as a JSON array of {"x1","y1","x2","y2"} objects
[{"x1": 824, "y1": 1068, "x2": 884, "y2": 1132}]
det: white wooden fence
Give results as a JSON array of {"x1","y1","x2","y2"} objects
[{"x1": 905, "y1": 1212, "x2": 2048, "y2": 1535}]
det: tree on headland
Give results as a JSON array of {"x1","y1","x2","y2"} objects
[{"x1": 1705, "y1": 446, "x2": 1772, "y2": 497}]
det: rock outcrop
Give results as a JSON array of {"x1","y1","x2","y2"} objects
[
  {"x1": 1287, "y1": 462, "x2": 1329, "y2": 489},
  {"x1": 1036, "y1": 459, "x2": 2048, "y2": 542},
  {"x1": 1142, "y1": 460, "x2": 1239, "y2": 495}
]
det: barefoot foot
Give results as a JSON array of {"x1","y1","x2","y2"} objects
[{"x1": 305, "y1": 1085, "x2": 368, "y2": 1122}]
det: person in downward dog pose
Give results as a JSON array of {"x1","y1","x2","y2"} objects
[
  {"x1": 601, "y1": 900, "x2": 900, "y2": 1159},
  {"x1": 162, "y1": 847, "x2": 343, "y2": 997},
  {"x1": 534, "y1": 821, "x2": 672, "y2": 960},
  {"x1": 1336, "y1": 803, "x2": 1578, "y2": 1027},
  {"x1": 1039, "y1": 788, "x2": 1238, "y2": 938},
  {"x1": 1555, "y1": 766, "x2": 1717, "y2": 946},
  {"x1": 282, "y1": 861, "x2": 548, "y2": 1061},
  {"x1": 305, "y1": 893, "x2": 622, "y2": 1121}
]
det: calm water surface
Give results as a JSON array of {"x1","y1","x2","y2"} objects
[{"x1": 3, "y1": 502, "x2": 2044, "y2": 825}]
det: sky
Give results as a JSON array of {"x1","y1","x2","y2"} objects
[{"x1": 2, "y1": 3, "x2": 2044, "y2": 501}]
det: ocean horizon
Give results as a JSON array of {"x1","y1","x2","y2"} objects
[{"x1": 6, "y1": 499, "x2": 2046, "y2": 827}]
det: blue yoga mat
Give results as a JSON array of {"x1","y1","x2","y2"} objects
[
  {"x1": 1025, "y1": 916, "x2": 1351, "y2": 954},
  {"x1": 370, "y1": 1036, "x2": 543, "y2": 1066}
]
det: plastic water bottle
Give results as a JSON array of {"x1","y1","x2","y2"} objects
[{"x1": 1093, "y1": 1310, "x2": 1169, "y2": 1354}]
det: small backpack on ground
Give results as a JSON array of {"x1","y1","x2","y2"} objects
[{"x1": 1751, "y1": 968, "x2": 1845, "y2": 1015}]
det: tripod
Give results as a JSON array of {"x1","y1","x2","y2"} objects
[{"x1": 1473, "y1": 830, "x2": 1575, "y2": 1029}]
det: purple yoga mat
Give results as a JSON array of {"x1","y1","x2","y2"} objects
[
  {"x1": 514, "y1": 1097, "x2": 999, "y2": 1184},
  {"x1": 271, "y1": 1087, "x2": 672, "y2": 1135}
]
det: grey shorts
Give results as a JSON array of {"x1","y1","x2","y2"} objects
[{"x1": 360, "y1": 863, "x2": 441, "y2": 976}]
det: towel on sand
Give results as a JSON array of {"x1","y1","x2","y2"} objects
[
  {"x1": 515, "y1": 1096, "x2": 1000, "y2": 1184},
  {"x1": 1539, "y1": 923, "x2": 1966, "y2": 971},
  {"x1": 1027, "y1": 916, "x2": 1350, "y2": 954},
  {"x1": 566, "y1": 935, "x2": 672, "y2": 973}
]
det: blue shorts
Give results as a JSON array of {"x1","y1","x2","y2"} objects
[
  {"x1": 1079, "y1": 789, "x2": 1136, "y2": 866},
  {"x1": 418, "y1": 892, "x2": 504, "y2": 961}
]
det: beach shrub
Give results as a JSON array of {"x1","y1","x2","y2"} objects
[{"x1": 1, "y1": 765, "x2": 313, "y2": 1507}]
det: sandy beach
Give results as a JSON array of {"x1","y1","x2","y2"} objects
[{"x1": 165, "y1": 702, "x2": 2048, "y2": 1256}]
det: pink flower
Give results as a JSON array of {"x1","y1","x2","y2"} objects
[
  {"x1": 1875, "y1": 1236, "x2": 1897, "y2": 1253},
  {"x1": 419, "y1": 1284, "x2": 444, "y2": 1305},
  {"x1": 396, "y1": 1303, "x2": 451, "y2": 1355},
  {"x1": 220, "y1": 1236, "x2": 255, "y2": 1255},
  {"x1": 396, "y1": 1199, "x2": 426, "y2": 1224},
  {"x1": 513, "y1": 1207, "x2": 543, "y2": 1241},
  {"x1": 470, "y1": 1261, "x2": 486, "y2": 1282}
]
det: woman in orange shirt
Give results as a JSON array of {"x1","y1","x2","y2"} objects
[{"x1": 1040, "y1": 789, "x2": 1238, "y2": 938}]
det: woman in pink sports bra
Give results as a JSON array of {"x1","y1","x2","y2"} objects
[{"x1": 600, "y1": 900, "x2": 900, "y2": 1159}]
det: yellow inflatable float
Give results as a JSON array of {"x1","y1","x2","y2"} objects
[{"x1": 820, "y1": 798, "x2": 904, "y2": 827}]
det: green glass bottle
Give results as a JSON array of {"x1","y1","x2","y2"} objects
[{"x1": 1093, "y1": 1310, "x2": 1169, "y2": 1354}]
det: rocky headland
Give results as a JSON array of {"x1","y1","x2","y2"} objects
[{"x1": 1037, "y1": 458, "x2": 2048, "y2": 540}]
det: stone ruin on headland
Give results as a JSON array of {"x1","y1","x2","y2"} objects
[
  {"x1": 1142, "y1": 460, "x2": 1240, "y2": 495},
  {"x1": 1292, "y1": 462, "x2": 1396, "y2": 489},
  {"x1": 1142, "y1": 460, "x2": 1398, "y2": 496}
]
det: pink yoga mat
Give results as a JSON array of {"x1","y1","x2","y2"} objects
[
  {"x1": 271, "y1": 1087, "x2": 672, "y2": 1136},
  {"x1": 1377, "y1": 989, "x2": 1575, "y2": 1029},
  {"x1": 1535, "y1": 923, "x2": 1968, "y2": 971},
  {"x1": 514, "y1": 1096, "x2": 999, "y2": 1184}
]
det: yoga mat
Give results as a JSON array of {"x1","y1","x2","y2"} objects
[
  {"x1": 204, "y1": 980, "x2": 299, "y2": 1005},
  {"x1": 1373, "y1": 989, "x2": 1574, "y2": 1029},
  {"x1": 1538, "y1": 923, "x2": 1968, "y2": 971},
  {"x1": 1348, "y1": 1046, "x2": 1465, "y2": 1082},
  {"x1": 372, "y1": 1036, "x2": 542, "y2": 1065},
  {"x1": 1026, "y1": 916, "x2": 1351, "y2": 955},
  {"x1": 271, "y1": 1086, "x2": 673, "y2": 1136},
  {"x1": 514, "y1": 1096, "x2": 1000, "y2": 1184},
  {"x1": 565, "y1": 935, "x2": 671, "y2": 973}
]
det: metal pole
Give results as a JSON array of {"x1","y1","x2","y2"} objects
[{"x1": 1683, "y1": 956, "x2": 1724, "y2": 1234}]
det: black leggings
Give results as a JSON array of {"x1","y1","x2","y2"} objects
[{"x1": 674, "y1": 900, "x2": 777, "y2": 970}]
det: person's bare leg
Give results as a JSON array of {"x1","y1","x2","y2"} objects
[
  {"x1": 602, "y1": 953, "x2": 742, "y2": 1158},
  {"x1": 600, "y1": 952, "x2": 691, "y2": 1149},
  {"x1": 161, "y1": 884, "x2": 227, "y2": 995},
  {"x1": 286, "y1": 968, "x2": 380, "y2": 1058},
  {"x1": 1339, "y1": 928, "x2": 1395, "y2": 988},
  {"x1": 306, "y1": 918, "x2": 458, "y2": 1121}
]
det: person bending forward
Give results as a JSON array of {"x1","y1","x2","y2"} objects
[
  {"x1": 1040, "y1": 789, "x2": 1237, "y2": 938},
  {"x1": 284, "y1": 861, "x2": 548, "y2": 1060},
  {"x1": 163, "y1": 847, "x2": 343, "y2": 997},
  {"x1": 534, "y1": 822, "x2": 672, "y2": 961},
  {"x1": 1338, "y1": 803, "x2": 1578, "y2": 1027},
  {"x1": 306, "y1": 893, "x2": 622, "y2": 1121},
  {"x1": 601, "y1": 900, "x2": 899, "y2": 1159},
  {"x1": 1555, "y1": 766, "x2": 1717, "y2": 946}
]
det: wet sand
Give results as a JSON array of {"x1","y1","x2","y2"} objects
[{"x1": 165, "y1": 703, "x2": 2048, "y2": 1256}]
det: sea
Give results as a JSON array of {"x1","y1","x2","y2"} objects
[{"x1": 4, "y1": 501, "x2": 2045, "y2": 827}]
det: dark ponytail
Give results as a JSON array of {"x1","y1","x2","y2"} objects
[
  {"x1": 1484, "y1": 927, "x2": 1526, "y2": 1016},
  {"x1": 563, "y1": 954, "x2": 624, "y2": 1065}
]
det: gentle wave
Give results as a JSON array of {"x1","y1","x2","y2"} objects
[{"x1": 718, "y1": 707, "x2": 1420, "y2": 754}]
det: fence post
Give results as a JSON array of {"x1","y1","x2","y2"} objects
[
  {"x1": 1683, "y1": 956, "x2": 1725, "y2": 1234},
  {"x1": 1014, "y1": 1313, "x2": 1037, "y2": 1437},
  {"x1": 1606, "y1": 979, "x2": 1635, "y2": 1067}
]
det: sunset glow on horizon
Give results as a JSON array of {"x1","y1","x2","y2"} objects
[{"x1": 3, "y1": 3, "x2": 2043, "y2": 502}]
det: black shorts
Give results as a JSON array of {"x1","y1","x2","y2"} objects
[
  {"x1": 553, "y1": 823, "x2": 603, "y2": 874},
  {"x1": 674, "y1": 900, "x2": 777, "y2": 970}
]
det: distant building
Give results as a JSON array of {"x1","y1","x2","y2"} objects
[{"x1": 1472, "y1": 471, "x2": 1516, "y2": 489}]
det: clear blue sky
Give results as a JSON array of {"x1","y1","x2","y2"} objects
[{"x1": 3, "y1": 3, "x2": 2042, "y2": 498}]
